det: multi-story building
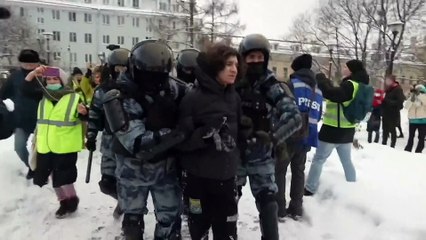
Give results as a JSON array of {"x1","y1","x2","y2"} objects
[{"x1": 4, "y1": 0, "x2": 195, "y2": 70}]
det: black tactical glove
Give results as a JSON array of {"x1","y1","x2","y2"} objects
[
  {"x1": 253, "y1": 130, "x2": 271, "y2": 145},
  {"x1": 86, "y1": 131, "x2": 97, "y2": 151}
]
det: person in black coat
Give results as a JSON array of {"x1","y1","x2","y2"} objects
[
  {"x1": 0, "y1": 49, "x2": 40, "y2": 179},
  {"x1": 177, "y1": 43, "x2": 242, "y2": 239},
  {"x1": 381, "y1": 75, "x2": 405, "y2": 148}
]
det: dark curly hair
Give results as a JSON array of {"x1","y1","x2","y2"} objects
[{"x1": 197, "y1": 43, "x2": 244, "y2": 81}]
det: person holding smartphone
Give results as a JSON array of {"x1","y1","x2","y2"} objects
[{"x1": 23, "y1": 66, "x2": 88, "y2": 219}]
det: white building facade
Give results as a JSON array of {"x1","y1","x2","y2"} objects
[{"x1": 5, "y1": 0, "x2": 193, "y2": 70}]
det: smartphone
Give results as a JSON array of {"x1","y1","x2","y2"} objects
[{"x1": 43, "y1": 67, "x2": 60, "y2": 77}]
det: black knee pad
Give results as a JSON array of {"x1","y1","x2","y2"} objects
[{"x1": 99, "y1": 174, "x2": 117, "y2": 199}]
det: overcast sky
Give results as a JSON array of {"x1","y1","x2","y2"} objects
[{"x1": 237, "y1": 0, "x2": 319, "y2": 39}]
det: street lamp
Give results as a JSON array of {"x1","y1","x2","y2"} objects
[
  {"x1": 386, "y1": 21, "x2": 403, "y2": 77},
  {"x1": 327, "y1": 42, "x2": 337, "y2": 79},
  {"x1": 42, "y1": 32, "x2": 54, "y2": 65}
]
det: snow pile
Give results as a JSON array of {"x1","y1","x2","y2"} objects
[{"x1": 0, "y1": 114, "x2": 425, "y2": 239}]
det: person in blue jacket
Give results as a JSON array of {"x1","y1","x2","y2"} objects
[{"x1": 275, "y1": 54, "x2": 323, "y2": 220}]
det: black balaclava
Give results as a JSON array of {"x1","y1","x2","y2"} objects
[
  {"x1": 177, "y1": 68, "x2": 196, "y2": 84},
  {"x1": 134, "y1": 71, "x2": 169, "y2": 96},
  {"x1": 244, "y1": 50, "x2": 268, "y2": 83}
]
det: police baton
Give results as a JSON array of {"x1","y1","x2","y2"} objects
[{"x1": 85, "y1": 150, "x2": 94, "y2": 183}]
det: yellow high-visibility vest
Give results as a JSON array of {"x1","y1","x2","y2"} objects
[
  {"x1": 36, "y1": 93, "x2": 83, "y2": 154},
  {"x1": 323, "y1": 80, "x2": 359, "y2": 128}
]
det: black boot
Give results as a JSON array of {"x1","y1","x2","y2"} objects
[
  {"x1": 122, "y1": 214, "x2": 144, "y2": 240},
  {"x1": 367, "y1": 132, "x2": 372, "y2": 143},
  {"x1": 67, "y1": 196, "x2": 79, "y2": 213},
  {"x1": 113, "y1": 203, "x2": 124, "y2": 219},
  {"x1": 26, "y1": 168, "x2": 34, "y2": 180},
  {"x1": 257, "y1": 191, "x2": 279, "y2": 240},
  {"x1": 55, "y1": 200, "x2": 69, "y2": 219},
  {"x1": 99, "y1": 175, "x2": 118, "y2": 199}
]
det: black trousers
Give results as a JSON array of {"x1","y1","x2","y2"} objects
[
  {"x1": 275, "y1": 143, "x2": 307, "y2": 217},
  {"x1": 404, "y1": 124, "x2": 426, "y2": 153},
  {"x1": 186, "y1": 173, "x2": 238, "y2": 240},
  {"x1": 33, "y1": 152, "x2": 78, "y2": 188},
  {"x1": 382, "y1": 118, "x2": 397, "y2": 148}
]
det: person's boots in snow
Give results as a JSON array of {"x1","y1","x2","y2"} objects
[
  {"x1": 304, "y1": 188, "x2": 314, "y2": 196},
  {"x1": 122, "y1": 214, "x2": 144, "y2": 240},
  {"x1": 257, "y1": 191, "x2": 279, "y2": 240},
  {"x1": 99, "y1": 174, "x2": 118, "y2": 199},
  {"x1": 55, "y1": 200, "x2": 69, "y2": 219},
  {"x1": 26, "y1": 168, "x2": 34, "y2": 180},
  {"x1": 67, "y1": 196, "x2": 79, "y2": 213},
  {"x1": 113, "y1": 203, "x2": 124, "y2": 219}
]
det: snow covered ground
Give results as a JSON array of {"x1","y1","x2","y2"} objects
[{"x1": 0, "y1": 111, "x2": 425, "y2": 240}]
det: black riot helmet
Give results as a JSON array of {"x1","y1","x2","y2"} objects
[
  {"x1": 239, "y1": 34, "x2": 271, "y2": 60},
  {"x1": 239, "y1": 34, "x2": 271, "y2": 81},
  {"x1": 129, "y1": 39, "x2": 174, "y2": 94},
  {"x1": 176, "y1": 48, "x2": 200, "y2": 84},
  {"x1": 107, "y1": 48, "x2": 130, "y2": 80}
]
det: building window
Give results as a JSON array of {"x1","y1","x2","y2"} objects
[
  {"x1": 132, "y1": 37, "x2": 139, "y2": 45},
  {"x1": 73, "y1": 53, "x2": 77, "y2": 62},
  {"x1": 132, "y1": 17, "x2": 139, "y2": 27},
  {"x1": 37, "y1": 29, "x2": 45, "y2": 34},
  {"x1": 69, "y1": 12, "x2": 76, "y2": 22},
  {"x1": 37, "y1": 7, "x2": 44, "y2": 13},
  {"x1": 84, "y1": 0, "x2": 92, "y2": 3},
  {"x1": 102, "y1": 15, "x2": 110, "y2": 25},
  {"x1": 103, "y1": 35, "x2": 110, "y2": 44},
  {"x1": 52, "y1": 10, "x2": 60, "y2": 20},
  {"x1": 20, "y1": 7, "x2": 24, "y2": 17},
  {"x1": 53, "y1": 52, "x2": 61, "y2": 60},
  {"x1": 69, "y1": 32, "x2": 77, "y2": 42},
  {"x1": 272, "y1": 66, "x2": 277, "y2": 74},
  {"x1": 84, "y1": 13, "x2": 92, "y2": 23},
  {"x1": 84, "y1": 33, "x2": 92, "y2": 43},
  {"x1": 117, "y1": 36, "x2": 124, "y2": 45},
  {"x1": 37, "y1": 17, "x2": 44, "y2": 23},
  {"x1": 172, "y1": 21, "x2": 176, "y2": 30},
  {"x1": 103, "y1": 0, "x2": 109, "y2": 4},
  {"x1": 117, "y1": 16, "x2": 125, "y2": 25},
  {"x1": 158, "y1": 19, "x2": 162, "y2": 29},
  {"x1": 85, "y1": 54, "x2": 93, "y2": 63},
  {"x1": 118, "y1": 0, "x2": 124, "y2": 7},
  {"x1": 159, "y1": 2, "x2": 167, "y2": 11},
  {"x1": 133, "y1": 0, "x2": 139, "y2": 8},
  {"x1": 53, "y1": 31, "x2": 61, "y2": 41},
  {"x1": 172, "y1": 4, "x2": 179, "y2": 12},
  {"x1": 283, "y1": 67, "x2": 288, "y2": 80}
]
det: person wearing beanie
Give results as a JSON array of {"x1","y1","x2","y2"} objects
[
  {"x1": 0, "y1": 49, "x2": 40, "y2": 179},
  {"x1": 275, "y1": 53, "x2": 323, "y2": 220},
  {"x1": 381, "y1": 75, "x2": 405, "y2": 148},
  {"x1": 23, "y1": 65, "x2": 88, "y2": 219},
  {"x1": 305, "y1": 59, "x2": 370, "y2": 196},
  {"x1": 404, "y1": 84, "x2": 426, "y2": 153},
  {"x1": 68, "y1": 65, "x2": 95, "y2": 105}
]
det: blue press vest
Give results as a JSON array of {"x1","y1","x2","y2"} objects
[{"x1": 291, "y1": 78, "x2": 323, "y2": 148}]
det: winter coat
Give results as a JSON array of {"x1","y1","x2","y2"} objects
[
  {"x1": 367, "y1": 107, "x2": 381, "y2": 132},
  {"x1": 405, "y1": 87, "x2": 426, "y2": 124},
  {"x1": 318, "y1": 71, "x2": 369, "y2": 144},
  {"x1": 0, "y1": 69, "x2": 42, "y2": 133},
  {"x1": 287, "y1": 68, "x2": 323, "y2": 148},
  {"x1": 382, "y1": 82, "x2": 405, "y2": 129},
  {"x1": 373, "y1": 89, "x2": 385, "y2": 108},
  {"x1": 177, "y1": 67, "x2": 241, "y2": 180}
]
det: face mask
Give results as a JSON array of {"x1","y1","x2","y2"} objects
[
  {"x1": 178, "y1": 71, "x2": 196, "y2": 84},
  {"x1": 46, "y1": 83, "x2": 62, "y2": 91},
  {"x1": 246, "y1": 62, "x2": 265, "y2": 80}
]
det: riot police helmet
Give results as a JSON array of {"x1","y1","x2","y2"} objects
[
  {"x1": 107, "y1": 48, "x2": 130, "y2": 80},
  {"x1": 176, "y1": 48, "x2": 200, "y2": 83},
  {"x1": 239, "y1": 34, "x2": 271, "y2": 63},
  {"x1": 129, "y1": 39, "x2": 174, "y2": 93}
]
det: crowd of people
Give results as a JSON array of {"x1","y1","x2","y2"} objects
[{"x1": 0, "y1": 34, "x2": 425, "y2": 240}]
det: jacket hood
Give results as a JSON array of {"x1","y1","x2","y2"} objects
[
  {"x1": 194, "y1": 66, "x2": 235, "y2": 95},
  {"x1": 349, "y1": 70, "x2": 370, "y2": 85},
  {"x1": 290, "y1": 68, "x2": 316, "y2": 88}
]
